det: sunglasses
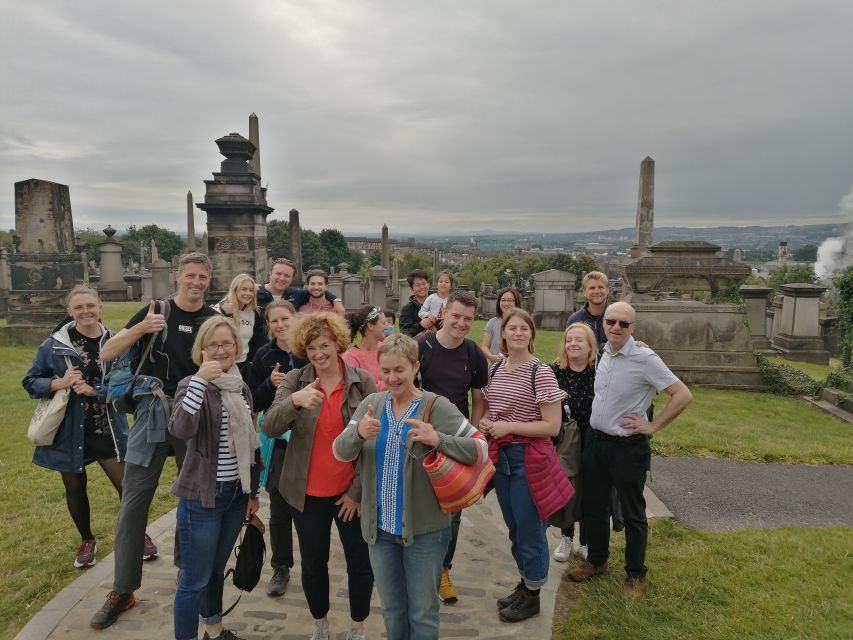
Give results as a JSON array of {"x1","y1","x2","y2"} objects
[{"x1": 604, "y1": 318, "x2": 634, "y2": 329}]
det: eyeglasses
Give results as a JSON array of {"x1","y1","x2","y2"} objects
[
  {"x1": 359, "y1": 307, "x2": 382, "y2": 333},
  {"x1": 604, "y1": 318, "x2": 634, "y2": 329},
  {"x1": 203, "y1": 342, "x2": 236, "y2": 354}
]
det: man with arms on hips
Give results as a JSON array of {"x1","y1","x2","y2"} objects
[
  {"x1": 568, "y1": 301, "x2": 692, "y2": 597},
  {"x1": 90, "y1": 253, "x2": 219, "y2": 629},
  {"x1": 566, "y1": 271, "x2": 609, "y2": 348},
  {"x1": 298, "y1": 269, "x2": 344, "y2": 316},
  {"x1": 416, "y1": 290, "x2": 488, "y2": 603},
  {"x1": 399, "y1": 269, "x2": 432, "y2": 337},
  {"x1": 258, "y1": 258, "x2": 344, "y2": 315}
]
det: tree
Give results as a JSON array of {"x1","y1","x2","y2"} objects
[
  {"x1": 121, "y1": 224, "x2": 185, "y2": 263},
  {"x1": 75, "y1": 228, "x2": 106, "y2": 265},
  {"x1": 768, "y1": 263, "x2": 818, "y2": 291},
  {"x1": 300, "y1": 229, "x2": 328, "y2": 271},
  {"x1": 267, "y1": 220, "x2": 290, "y2": 260},
  {"x1": 833, "y1": 265, "x2": 853, "y2": 368},
  {"x1": 318, "y1": 228, "x2": 351, "y2": 270},
  {"x1": 793, "y1": 244, "x2": 818, "y2": 262},
  {"x1": 397, "y1": 251, "x2": 433, "y2": 281}
]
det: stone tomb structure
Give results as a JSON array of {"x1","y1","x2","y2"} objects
[
  {"x1": 196, "y1": 133, "x2": 273, "y2": 299},
  {"x1": 771, "y1": 283, "x2": 830, "y2": 364},
  {"x1": 531, "y1": 269, "x2": 575, "y2": 330},
  {"x1": 1, "y1": 179, "x2": 85, "y2": 345},
  {"x1": 624, "y1": 241, "x2": 763, "y2": 388},
  {"x1": 96, "y1": 225, "x2": 128, "y2": 301}
]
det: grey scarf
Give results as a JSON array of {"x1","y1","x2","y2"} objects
[{"x1": 212, "y1": 367, "x2": 259, "y2": 492}]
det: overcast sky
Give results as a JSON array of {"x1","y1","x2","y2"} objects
[{"x1": 2, "y1": 1, "x2": 852, "y2": 237}]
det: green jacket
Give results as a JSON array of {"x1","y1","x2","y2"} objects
[
  {"x1": 262, "y1": 359, "x2": 376, "y2": 512},
  {"x1": 333, "y1": 391, "x2": 485, "y2": 546}
]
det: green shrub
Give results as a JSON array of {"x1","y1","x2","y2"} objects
[
  {"x1": 756, "y1": 354, "x2": 822, "y2": 397},
  {"x1": 824, "y1": 369, "x2": 853, "y2": 392}
]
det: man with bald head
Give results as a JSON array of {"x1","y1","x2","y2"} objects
[{"x1": 569, "y1": 301, "x2": 692, "y2": 597}]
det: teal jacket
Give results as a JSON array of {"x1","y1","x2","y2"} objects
[{"x1": 333, "y1": 391, "x2": 485, "y2": 546}]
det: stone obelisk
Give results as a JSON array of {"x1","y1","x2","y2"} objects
[
  {"x1": 249, "y1": 112, "x2": 261, "y2": 179},
  {"x1": 635, "y1": 156, "x2": 655, "y2": 253},
  {"x1": 289, "y1": 209, "x2": 303, "y2": 286},
  {"x1": 186, "y1": 191, "x2": 196, "y2": 251},
  {"x1": 381, "y1": 224, "x2": 390, "y2": 271}
]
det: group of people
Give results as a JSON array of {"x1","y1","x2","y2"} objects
[{"x1": 23, "y1": 256, "x2": 691, "y2": 640}]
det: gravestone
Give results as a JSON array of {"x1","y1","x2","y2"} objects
[
  {"x1": 151, "y1": 258, "x2": 173, "y2": 299},
  {"x1": 342, "y1": 274, "x2": 363, "y2": 311},
  {"x1": 289, "y1": 209, "x2": 303, "y2": 285},
  {"x1": 97, "y1": 225, "x2": 128, "y2": 301},
  {"x1": 196, "y1": 132, "x2": 274, "y2": 298},
  {"x1": 1, "y1": 179, "x2": 85, "y2": 345},
  {"x1": 0, "y1": 246, "x2": 9, "y2": 317},
  {"x1": 186, "y1": 191, "x2": 196, "y2": 251},
  {"x1": 381, "y1": 225, "x2": 390, "y2": 272},
  {"x1": 739, "y1": 284, "x2": 773, "y2": 351},
  {"x1": 369, "y1": 265, "x2": 388, "y2": 309},
  {"x1": 531, "y1": 269, "x2": 574, "y2": 329},
  {"x1": 772, "y1": 283, "x2": 830, "y2": 364},
  {"x1": 635, "y1": 156, "x2": 655, "y2": 253}
]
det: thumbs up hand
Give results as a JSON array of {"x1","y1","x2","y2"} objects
[
  {"x1": 197, "y1": 348, "x2": 223, "y2": 382},
  {"x1": 293, "y1": 378, "x2": 324, "y2": 410},
  {"x1": 270, "y1": 362, "x2": 285, "y2": 388},
  {"x1": 357, "y1": 403, "x2": 381, "y2": 440},
  {"x1": 142, "y1": 299, "x2": 166, "y2": 334}
]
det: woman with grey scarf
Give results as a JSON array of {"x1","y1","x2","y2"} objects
[{"x1": 169, "y1": 315, "x2": 262, "y2": 640}]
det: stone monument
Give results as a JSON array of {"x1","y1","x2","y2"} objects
[
  {"x1": 635, "y1": 156, "x2": 655, "y2": 253},
  {"x1": 771, "y1": 283, "x2": 830, "y2": 364},
  {"x1": 289, "y1": 209, "x2": 303, "y2": 286},
  {"x1": 531, "y1": 269, "x2": 575, "y2": 329},
  {"x1": 196, "y1": 132, "x2": 274, "y2": 298},
  {"x1": 381, "y1": 225, "x2": 390, "y2": 272},
  {"x1": 2, "y1": 179, "x2": 85, "y2": 345},
  {"x1": 739, "y1": 284, "x2": 773, "y2": 351},
  {"x1": 96, "y1": 225, "x2": 128, "y2": 301},
  {"x1": 186, "y1": 191, "x2": 196, "y2": 251}
]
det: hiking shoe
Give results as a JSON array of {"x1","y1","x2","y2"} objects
[
  {"x1": 74, "y1": 539, "x2": 97, "y2": 568},
  {"x1": 203, "y1": 630, "x2": 246, "y2": 640},
  {"x1": 576, "y1": 544, "x2": 588, "y2": 561},
  {"x1": 90, "y1": 591, "x2": 135, "y2": 629},
  {"x1": 439, "y1": 567, "x2": 458, "y2": 603},
  {"x1": 498, "y1": 587, "x2": 540, "y2": 622},
  {"x1": 142, "y1": 533, "x2": 158, "y2": 560},
  {"x1": 496, "y1": 581, "x2": 524, "y2": 610},
  {"x1": 623, "y1": 576, "x2": 647, "y2": 598},
  {"x1": 344, "y1": 628, "x2": 365, "y2": 640},
  {"x1": 568, "y1": 561, "x2": 608, "y2": 583},
  {"x1": 553, "y1": 535, "x2": 572, "y2": 562},
  {"x1": 309, "y1": 620, "x2": 330, "y2": 640},
  {"x1": 266, "y1": 566, "x2": 290, "y2": 597}
]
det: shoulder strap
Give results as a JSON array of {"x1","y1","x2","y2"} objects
[
  {"x1": 421, "y1": 392, "x2": 438, "y2": 422},
  {"x1": 530, "y1": 360, "x2": 539, "y2": 398},
  {"x1": 488, "y1": 358, "x2": 503, "y2": 381},
  {"x1": 464, "y1": 338, "x2": 479, "y2": 382}
]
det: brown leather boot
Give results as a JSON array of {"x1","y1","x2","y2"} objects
[
  {"x1": 568, "y1": 561, "x2": 608, "y2": 582},
  {"x1": 623, "y1": 576, "x2": 647, "y2": 598}
]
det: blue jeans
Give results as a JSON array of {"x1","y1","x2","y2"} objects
[
  {"x1": 369, "y1": 527, "x2": 450, "y2": 640},
  {"x1": 173, "y1": 481, "x2": 248, "y2": 640},
  {"x1": 493, "y1": 444, "x2": 549, "y2": 587}
]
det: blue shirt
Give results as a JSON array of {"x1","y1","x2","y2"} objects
[{"x1": 376, "y1": 395, "x2": 421, "y2": 536}]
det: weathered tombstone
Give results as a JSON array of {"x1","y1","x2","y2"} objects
[
  {"x1": 150, "y1": 240, "x2": 159, "y2": 263},
  {"x1": 381, "y1": 225, "x2": 390, "y2": 272},
  {"x1": 196, "y1": 132, "x2": 274, "y2": 298},
  {"x1": 289, "y1": 209, "x2": 303, "y2": 285},
  {"x1": 390, "y1": 253, "x2": 399, "y2": 297},
  {"x1": 369, "y1": 265, "x2": 389, "y2": 309},
  {"x1": 342, "y1": 273, "x2": 363, "y2": 310},
  {"x1": 739, "y1": 284, "x2": 773, "y2": 351},
  {"x1": 97, "y1": 225, "x2": 127, "y2": 301},
  {"x1": 769, "y1": 294, "x2": 784, "y2": 344},
  {"x1": 1, "y1": 179, "x2": 85, "y2": 345},
  {"x1": 398, "y1": 278, "x2": 411, "y2": 306},
  {"x1": 531, "y1": 269, "x2": 575, "y2": 329},
  {"x1": 186, "y1": 191, "x2": 196, "y2": 251},
  {"x1": 327, "y1": 267, "x2": 344, "y2": 299},
  {"x1": 432, "y1": 249, "x2": 440, "y2": 286},
  {"x1": 772, "y1": 283, "x2": 830, "y2": 364},
  {"x1": 480, "y1": 282, "x2": 497, "y2": 320},
  {"x1": 0, "y1": 246, "x2": 9, "y2": 318},
  {"x1": 635, "y1": 156, "x2": 655, "y2": 253},
  {"x1": 151, "y1": 258, "x2": 173, "y2": 299}
]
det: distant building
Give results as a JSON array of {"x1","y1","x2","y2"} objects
[{"x1": 474, "y1": 237, "x2": 516, "y2": 251}]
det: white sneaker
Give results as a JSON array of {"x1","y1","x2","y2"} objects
[
  {"x1": 553, "y1": 535, "x2": 572, "y2": 562},
  {"x1": 575, "y1": 544, "x2": 588, "y2": 560},
  {"x1": 309, "y1": 621, "x2": 330, "y2": 640}
]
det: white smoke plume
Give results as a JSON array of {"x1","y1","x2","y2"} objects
[{"x1": 814, "y1": 187, "x2": 853, "y2": 283}]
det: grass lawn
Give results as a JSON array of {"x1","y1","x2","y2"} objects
[
  {"x1": 765, "y1": 356, "x2": 842, "y2": 381},
  {"x1": 553, "y1": 518, "x2": 853, "y2": 640}
]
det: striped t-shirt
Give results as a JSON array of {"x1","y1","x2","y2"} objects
[
  {"x1": 482, "y1": 358, "x2": 566, "y2": 425},
  {"x1": 182, "y1": 376, "x2": 250, "y2": 482}
]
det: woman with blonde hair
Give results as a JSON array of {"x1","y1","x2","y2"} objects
[
  {"x1": 22, "y1": 284, "x2": 130, "y2": 569},
  {"x1": 334, "y1": 333, "x2": 487, "y2": 639},
  {"x1": 170, "y1": 314, "x2": 261, "y2": 640},
  {"x1": 213, "y1": 273, "x2": 265, "y2": 379},
  {"x1": 549, "y1": 322, "x2": 597, "y2": 563},
  {"x1": 263, "y1": 313, "x2": 376, "y2": 640}
]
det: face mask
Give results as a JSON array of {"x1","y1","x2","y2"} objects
[{"x1": 383, "y1": 325, "x2": 395, "y2": 337}]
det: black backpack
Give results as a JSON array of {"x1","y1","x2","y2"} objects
[{"x1": 222, "y1": 521, "x2": 266, "y2": 615}]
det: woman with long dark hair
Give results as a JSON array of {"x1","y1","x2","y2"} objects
[
  {"x1": 481, "y1": 287, "x2": 521, "y2": 363},
  {"x1": 342, "y1": 304, "x2": 388, "y2": 391}
]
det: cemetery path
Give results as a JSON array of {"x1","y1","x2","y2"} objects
[{"x1": 649, "y1": 455, "x2": 853, "y2": 531}]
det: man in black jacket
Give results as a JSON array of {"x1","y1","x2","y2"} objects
[{"x1": 399, "y1": 269, "x2": 432, "y2": 336}]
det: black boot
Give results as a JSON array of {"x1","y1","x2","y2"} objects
[
  {"x1": 499, "y1": 586, "x2": 540, "y2": 622},
  {"x1": 496, "y1": 581, "x2": 524, "y2": 610}
]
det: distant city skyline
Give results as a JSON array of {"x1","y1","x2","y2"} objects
[{"x1": 2, "y1": 2, "x2": 853, "y2": 235}]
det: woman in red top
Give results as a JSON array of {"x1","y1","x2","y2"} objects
[
  {"x1": 263, "y1": 313, "x2": 376, "y2": 640},
  {"x1": 342, "y1": 304, "x2": 388, "y2": 391}
]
